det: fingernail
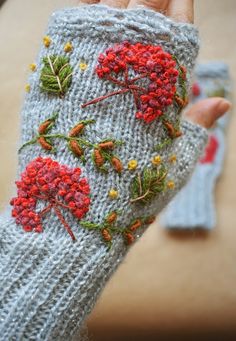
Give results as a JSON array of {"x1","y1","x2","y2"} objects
[{"x1": 217, "y1": 99, "x2": 231, "y2": 116}]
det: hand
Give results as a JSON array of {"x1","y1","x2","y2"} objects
[
  {"x1": 0, "y1": 4, "x2": 230, "y2": 340},
  {"x1": 79, "y1": 0, "x2": 231, "y2": 126}
]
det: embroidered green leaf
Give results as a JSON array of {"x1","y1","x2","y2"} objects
[
  {"x1": 40, "y1": 55, "x2": 73, "y2": 97},
  {"x1": 130, "y1": 165, "x2": 168, "y2": 205}
]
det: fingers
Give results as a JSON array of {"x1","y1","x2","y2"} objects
[
  {"x1": 184, "y1": 98, "x2": 231, "y2": 129},
  {"x1": 128, "y1": 0, "x2": 168, "y2": 11},
  {"x1": 100, "y1": 0, "x2": 129, "y2": 8},
  {"x1": 168, "y1": 0, "x2": 194, "y2": 23},
  {"x1": 78, "y1": 0, "x2": 100, "y2": 5}
]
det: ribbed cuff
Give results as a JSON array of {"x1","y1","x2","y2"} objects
[{"x1": 0, "y1": 216, "x2": 126, "y2": 340}]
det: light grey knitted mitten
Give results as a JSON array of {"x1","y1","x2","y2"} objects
[
  {"x1": 0, "y1": 5, "x2": 208, "y2": 340},
  {"x1": 160, "y1": 62, "x2": 231, "y2": 230}
]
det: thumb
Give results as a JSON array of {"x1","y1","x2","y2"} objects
[{"x1": 184, "y1": 97, "x2": 231, "y2": 129}]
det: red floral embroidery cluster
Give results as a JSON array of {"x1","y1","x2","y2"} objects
[
  {"x1": 200, "y1": 135, "x2": 219, "y2": 164},
  {"x1": 10, "y1": 157, "x2": 90, "y2": 240},
  {"x1": 82, "y1": 41, "x2": 180, "y2": 123}
]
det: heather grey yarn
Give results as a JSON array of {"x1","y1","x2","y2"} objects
[
  {"x1": 160, "y1": 62, "x2": 231, "y2": 230},
  {"x1": 0, "y1": 5, "x2": 207, "y2": 340}
]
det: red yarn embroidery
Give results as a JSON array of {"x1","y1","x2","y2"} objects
[
  {"x1": 10, "y1": 157, "x2": 90, "y2": 241},
  {"x1": 82, "y1": 41, "x2": 183, "y2": 123},
  {"x1": 200, "y1": 135, "x2": 219, "y2": 164},
  {"x1": 192, "y1": 82, "x2": 201, "y2": 97}
]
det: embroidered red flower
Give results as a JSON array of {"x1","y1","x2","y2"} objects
[
  {"x1": 200, "y1": 135, "x2": 219, "y2": 164},
  {"x1": 10, "y1": 157, "x2": 90, "y2": 241},
  {"x1": 82, "y1": 41, "x2": 183, "y2": 124}
]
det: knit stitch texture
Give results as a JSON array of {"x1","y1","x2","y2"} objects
[
  {"x1": 0, "y1": 5, "x2": 208, "y2": 340},
  {"x1": 160, "y1": 62, "x2": 231, "y2": 229}
]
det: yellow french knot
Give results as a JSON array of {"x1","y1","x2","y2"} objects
[
  {"x1": 167, "y1": 180, "x2": 175, "y2": 189},
  {"x1": 64, "y1": 42, "x2": 73, "y2": 53},
  {"x1": 109, "y1": 189, "x2": 118, "y2": 199},
  {"x1": 25, "y1": 84, "x2": 31, "y2": 92},
  {"x1": 79, "y1": 62, "x2": 88, "y2": 71},
  {"x1": 29, "y1": 63, "x2": 36, "y2": 72},
  {"x1": 43, "y1": 36, "x2": 51, "y2": 48},
  {"x1": 128, "y1": 159, "x2": 138, "y2": 171},
  {"x1": 152, "y1": 155, "x2": 162, "y2": 165},
  {"x1": 169, "y1": 154, "x2": 177, "y2": 163}
]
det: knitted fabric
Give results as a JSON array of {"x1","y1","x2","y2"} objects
[
  {"x1": 0, "y1": 5, "x2": 208, "y2": 340},
  {"x1": 160, "y1": 62, "x2": 231, "y2": 229}
]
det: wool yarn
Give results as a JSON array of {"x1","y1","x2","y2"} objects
[
  {"x1": 160, "y1": 62, "x2": 231, "y2": 230},
  {"x1": 0, "y1": 5, "x2": 208, "y2": 340}
]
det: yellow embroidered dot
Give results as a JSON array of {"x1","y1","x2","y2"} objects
[
  {"x1": 79, "y1": 62, "x2": 88, "y2": 71},
  {"x1": 25, "y1": 84, "x2": 31, "y2": 92},
  {"x1": 64, "y1": 42, "x2": 73, "y2": 53},
  {"x1": 167, "y1": 180, "x2": 175, "y2": 189},
  {"x1": 109, "y1": 189, "x2": 118, "y2": 199},
  {"x1": 152, "y1": 155, "x2": 162, "y2": 165},
  {"x1": 29, "y1": 63, "x2": 37, "y2": 72},
  {"x1": 43, "y1": 36, "x2": 51, "y2": 48},
  {"x1": 128, "y1": 159, "x2": 138, "y2": 171},
  {"x1": 169, "y1": 154, "x2": 177, "y2": 163}
]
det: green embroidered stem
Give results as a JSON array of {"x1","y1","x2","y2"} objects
[
  {"x1": 80, "y1": 212, "x2": 155, "y2": 247},
  {"x1": 40, "y1": 55, "x2": 73, "y2": 98},
  {"x1": 153, "y1": 138, "x2": 172, "y2": 151},
  {"x1": 19, "y1": 114, "x2": 124, "y2": 173},
  {"x1": 18, "y1": 138, "x2": 38, "y2": 152},
  {"x1": 130, "y1": 165, "x2": 168, "y2": 204},
  {"x1": 43, "y1": 134, "x2": 69, "y2": 140}
]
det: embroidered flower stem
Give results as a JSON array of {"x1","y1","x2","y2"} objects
[
  {"x1": 10, "y1": 157, "x2": 91, "y2": 240},
  {"x1": 82, "y1": 43, "x2": 187, "y2": 124},
  {"x1": 92, "y1": 140, "x2": 124, "y2": 173},
  {"x1": 19, "y1": 115, "x2": 124, "y2": 173},
  {"x1": 80, "y1": 211, "x2": 155, "y2": 247}
]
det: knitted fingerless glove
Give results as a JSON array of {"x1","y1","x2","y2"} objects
[
  {"x1": 0, "y1": 5, "x2": 208, "y2": 340},
  {"x1": 160, "y1": 62, "x2": 231, "y2": 230}
]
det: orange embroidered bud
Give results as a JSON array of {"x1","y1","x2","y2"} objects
[
  {"x1": 163, "y1": 120, "x2": 176, "y2": 138},
  {"x1": 124, "y1": 232, "x2": 135, "y2": 245},
  {"x1": 175, "y1": 95, "x2": 185, "y2": 107},
  {"x1": 106, "y1": 211, "x2": 117, "y2": 224},
  {"x1": 129, "y1": 219, "x2": 142, "y2": 232},
  {"x1": 175, "y1": 130, "x2": 183, "y2": 138},
  {"x1": 69, "y1": 140, "x2": 83, "y2": 157},
  {"x1": 38, "y1": 120, "x2": 52, "y2": 135},
  {"x1": 111, "y1": 156, "x2": 123, "y2": 173},
  {"x1": 37, "y1": 137, "x2": 53, "y2": 151},
  {"x1": 93, "y1": 148, "x2": 105, "y2": 167},
  {"x1": 101, "y1": 228, "x2": 112, "y2": 242},
  {"x1": 98, "y1": 141, "x2": 115, "y2": 150},
  {"x1": 69, "y1": 123, "x2": 85, "y2": 137},
  {"x1": 180, "y1": 65, "x2": 187, "y2": 80},
  {"x1": 145, "y1": 216, "x2": 156, "y2": 225}
]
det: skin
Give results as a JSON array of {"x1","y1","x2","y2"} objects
[{"x1": 78, "y1": 0, "x2": 231, "y2": 128}]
